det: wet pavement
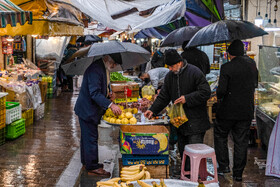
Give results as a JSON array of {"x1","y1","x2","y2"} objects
[{"x1": 1, "y1": 92, "x2": 280, "y2": 187}]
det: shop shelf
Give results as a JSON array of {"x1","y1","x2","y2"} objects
[
  {"x1": 122, "y1": 154, "x2": 169, "y2": 166},
  {"x1": 6, "y1": 119, "x2": 25, "y2": 139},
  {"x1": 6, "y1": 102, "x2": 21, "y2": 124},
  {"x1": 22, "y1": 108, "x2": 34, "y2": 126},
  {"x1": 0, "y1": 127, "x2": 5, "y2": 146}
]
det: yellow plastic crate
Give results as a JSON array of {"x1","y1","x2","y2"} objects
[
  {"x1": 114, "y1": 97, "x2": 138, "y2": 103},
  {"x1": 22, "y1": 108, "x2": 34, "y2": 126}
]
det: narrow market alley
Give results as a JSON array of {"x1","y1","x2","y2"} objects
[{"x1": 0, "y1": 92, "x2": 280, "y2": 187}]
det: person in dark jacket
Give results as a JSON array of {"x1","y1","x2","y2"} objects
[
  {"x1": 181, "y1": 41, "x2": 210, "y2": 75},
  {"x1": 145, "y1": 49, "x2": 211, "y2": 169},
  {"x1": 74, "y1": 53, "x2": 122, "y2": 176},
  {"x1": 151, "y1": 48, "x2": 165, "y2": 68},
  {"x1": 214, "y1": 40, "x2": 258, "y2": 182}
]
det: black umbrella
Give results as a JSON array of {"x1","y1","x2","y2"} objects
[
  {"x1": 160, "y1": 26, "x2": 201, "y2": 47},
  {"x1": 187, "y1": 20, "x2": 268, "y2": 48},
  {"x1": 76, "y1": 35, "x2": 102, "y2": 43}
]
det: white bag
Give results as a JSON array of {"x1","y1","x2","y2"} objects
[{"x1": 266, "y1": 113, "x2": 280, "y2": 178}]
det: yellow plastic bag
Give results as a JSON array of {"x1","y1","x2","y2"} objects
[
  {"x1": 168, "y1": 103, "x2": 188, "y2": 128},
  {"x1": 142, "y1": 85, "x2": 155, "y2": 100}
]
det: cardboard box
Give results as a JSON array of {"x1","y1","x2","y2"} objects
[
  {"x1": 114, "y1": 90, "x2": 139, "y2": 99},
  {"x1": 119, "y1": 158, "x2": 169, "y2": 179},
  {"x1": 120, "y1": 125, "x2": 169, "y2": 155},
  {"x1": 111, "y1": 83, "x2": 139, "y2": 92}
]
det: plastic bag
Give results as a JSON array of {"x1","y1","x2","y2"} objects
[
  {"x1": 142, "y1": 85, "x2": 155, "y2": 100},
  {"x1": 168, "y1": 103, "x2": 188, "y2": 128}
]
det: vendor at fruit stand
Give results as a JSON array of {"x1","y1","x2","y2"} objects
[
  {"x1": 144, "y1": 49, "x2": 211, "y2": 170},
  {"x1": 74, "y1": 53, "x2": 123, "y2": 176},
  {"x1": 138, "y1": 67, "x2": 169, "y2": 90}
]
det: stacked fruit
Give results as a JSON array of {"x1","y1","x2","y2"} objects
[{"x1": 103, "y1": 106, "x2": 138, "y2": 125}]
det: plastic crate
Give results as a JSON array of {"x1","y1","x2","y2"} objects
[
  {"x1": 0, "y1": 107, "x2": 6, "y2": 126},
  {"x1": 0, "y1": 127, "x2": 5, "y2": 146},
  {"x1": 6, "y1": 102, "x2": 22, "y2": 124},
  {"x1": 0, "y1": 92, "x2": 7, "y2": 108},
  {"x1": 122, "y1": 154, "x2": 169, "y2": 166},
  {"x1": 6, "y1": 119, "x2": 26, "y2": 139},
  {"x1": 35, "y1": 103, "x2": 45, "y2": 120},
  {"x1": 22, "y1": 108, "x2": 34, "y2": 126}
]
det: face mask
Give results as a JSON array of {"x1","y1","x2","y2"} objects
[{"x1": 144, "y1": 78, "x2": 150, "y2": 84}]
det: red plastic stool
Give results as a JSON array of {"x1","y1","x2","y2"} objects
[{"x1": 180, "y1": 144, "x2": 218, "y2": 184}]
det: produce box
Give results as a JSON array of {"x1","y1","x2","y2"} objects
[
  {"x1": 119, "y1": 158, "x2": 169, "y2": 179},
  {"x1": 22, "y1": 108, "x2": 34, "y2": 126},
  {"x1": 120, "y1": 125, "x2": 169, "y2": 155},
  {"x1": 114, "y1": 90, "x2": 139, "y2": 99},
  {"x1": 111, "y1": 83, "x2": 139, "y2": 92},
  {"x1": 6, "y1": 118, "x2": 25, "y2": 139},
  {"x1": 114, "y1": 97, "x2": 138, "y2": 103},
  {"x1": 122, "y1": 154, "x2": 169, "y2": 166},
  {"x1": 6, "y1": 101, "x2": 22, "y2": 124}
]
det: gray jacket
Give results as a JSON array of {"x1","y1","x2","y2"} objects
[{"x1": 147, "y1": 67, "x2": 169, "y2": 90}]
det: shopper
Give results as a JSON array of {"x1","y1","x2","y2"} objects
[
  {"x1": 144, "y1": 49, "x2": 211, "y2": 170},
  {"x1": 151, "y1": 48, "x2": 165, "y2": 69},
  {"x1": 181, "y1": 41, "x2": 210, "y2": 75},
  {"x1": 214, "y1": 39, "x2": 258, "y2": 181},
  {"x1": 138, "y1": 67, "x2": 169, "y2": 90},
  {"x1": 74, "y1": 53, "x2": 122, "y2": 176}
]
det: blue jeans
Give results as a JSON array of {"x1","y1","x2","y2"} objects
[{"x1": 79, "y1": 118, "x2": 99, "y2": 170}]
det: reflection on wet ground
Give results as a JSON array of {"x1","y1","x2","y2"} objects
[{"x1": 0, "y1": 93, "x2": 80, "y2": 186}]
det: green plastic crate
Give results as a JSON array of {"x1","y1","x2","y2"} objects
[
  {"x1": 6, "y1": 119, "x2": 25, "y2": 139},
  {"x1": 0, "y1": 127, "x2": 5, "y2": 146}
]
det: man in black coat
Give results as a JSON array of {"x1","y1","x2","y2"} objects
[
  {"x1": 214, "y1": 40, "x2": 258, "y2": 181},
  {"x1": 145, "y1": 49, "x2": 211, "y2": 167},
  {"x1": 181, "y1": 41, "x2": 210, "y2": 75}
]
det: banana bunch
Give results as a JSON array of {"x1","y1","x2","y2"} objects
[
  {"x1": 137, "y1": 179, "x2": 167, "y2": 187},
  {"x1": 120, "y1": 164, "x2": 151, "y2": 181},
  {"x1": 96, "y1": 178, "x2": 133, "y2": 187}
]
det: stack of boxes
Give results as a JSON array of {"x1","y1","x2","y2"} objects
[
  {"x1": 111, "y1": 83, "x2": 139, "y2": 103},
  {"x1": 119, "y1": 125, "x2": 170, "y2": 179},
  {"x1": 5, "y1": 101, "x2": 25, "y2": 140}
]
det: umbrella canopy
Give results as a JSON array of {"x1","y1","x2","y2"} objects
[
  {"x1": 0, "y1": 0, "x2": 32, "y2": 28},
  {"x1": 160, "y1": 26, "x2": 201, "y2": 47},
  {"x1": 76, "y1": 35, "x2": 102, "y2": 43},
  {"x1": 187, "y1": 20, "x2": 268, "y2": 48},
  {"x1": 62, "y1": 41, "x2": 151, "y2": 75}
]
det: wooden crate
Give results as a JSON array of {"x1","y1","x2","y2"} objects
[{"x1": 119, "y1": 158, "x2": 169, "y2": 179}]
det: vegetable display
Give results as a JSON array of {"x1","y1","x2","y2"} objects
[{"x1": 110, "y1": 72, "x2": 132, "y2": 81}]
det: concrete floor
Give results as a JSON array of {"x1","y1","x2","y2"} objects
[{"x1": 0, "y1": 92, "x2": 280, "y2": 187}]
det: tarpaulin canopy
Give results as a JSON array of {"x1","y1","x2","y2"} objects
[
  {"x1": 71, "y1": 0, "x2": 186, "y2": 30},
  {"x1": 185, "y1": 0, "x2": 224, "y2": 26},
  {"x1": 0, "y1": 0, "x2": 32, "y2": 28},
  {"x1": 0, "y1": 20, "x2": 84, "y2": 36},
  {"x1": 135, "y1": 17, "x2": 187, "y2": 39}
]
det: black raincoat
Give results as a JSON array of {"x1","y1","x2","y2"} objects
[{"x1": 149, "y1": 61, "x2": 211, "y2": 135}]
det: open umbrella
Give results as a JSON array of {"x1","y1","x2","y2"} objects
[
  {"x1": 76, "y1": 35, "x2": 102, "y2": 43},
  {"x1": 187, "y1": 20, "x2": 268, "y2": 47},
  {"x1": 62, "y1": 41, "x2": 150, "y2": 75},
  {"x1": 160, "y1": 26, "x2": 201, "y2": 47}
]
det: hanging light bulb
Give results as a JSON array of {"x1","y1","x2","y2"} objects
[
  {"x1": 255, "y1": 0, "x2": 263, "y2": 27},
  {"x1": 263, "y1": 0, "x2": 269, "y2": 27},
  {"x1": 264, "y1": 0, "x2": 280, "y2": 31}
]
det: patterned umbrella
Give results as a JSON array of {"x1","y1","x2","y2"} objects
[{"x1": 0, "y1": 0, "x2": 32, "y2": 28}]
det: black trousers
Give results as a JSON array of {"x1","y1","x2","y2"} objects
[
  {"x1": 214, "y1": 118, "x2": 251, "y2": 177},
  {"x1": 178, "y1": 132, "x2": 206, "y2": 171}
]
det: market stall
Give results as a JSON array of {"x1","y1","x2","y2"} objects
[{"x1": 256, "y1": 45, "x2": 280, "y2": 150}]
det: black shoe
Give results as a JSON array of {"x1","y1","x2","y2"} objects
[
  {"x1": 233, "y1": 176, "x2": 242, "y2": 182},
  {"x1": 218, "y1": 166, "x2": 230, "y2": 175}
]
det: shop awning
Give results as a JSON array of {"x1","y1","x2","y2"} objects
[
  {"x1": 0, "y1": 0, "x2": 32, "y2": 28},
  {"x1": 0, "y1": 20, "x2": 84, "y2": 36}
]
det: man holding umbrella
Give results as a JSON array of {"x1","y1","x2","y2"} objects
[
  {"x1": 144, "y1": 49, "x2": 211, "y2": 171},
  {"x1": 214, "y1": 40, "x2": 258, "y2": 181},
  {"x1": 74, "y1": 53, "x2": 122, "y2": 176}
]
